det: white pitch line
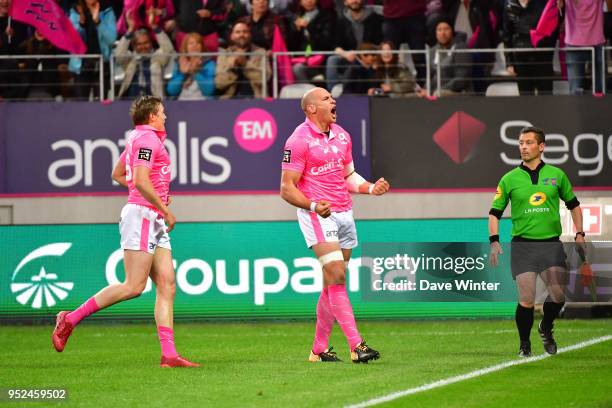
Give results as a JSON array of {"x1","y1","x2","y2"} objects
[{"x1": 346, "y1": 335, "x2": 612, "y2": 408}]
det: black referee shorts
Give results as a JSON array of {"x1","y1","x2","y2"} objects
[{"x1": 510, "y1": 236, "x2": 568, "y2": 279}]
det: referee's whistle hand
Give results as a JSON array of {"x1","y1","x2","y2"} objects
[{"x1": 489, "y1": 242, "x2": 503, "y2": 266}]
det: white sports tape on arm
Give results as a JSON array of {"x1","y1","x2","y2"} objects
[
  {"x1": 318, "y1": 250, "x2": 344, "y2": 266},
  {"x1": 344, "y1": 161, "x2": 356, "y2": 177},
  {"x1": 344, "y1": 161, "x2": 367, "y2": 193}
]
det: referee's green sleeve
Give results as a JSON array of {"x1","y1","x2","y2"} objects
[
  {"x1": 489, "y1": 178, "x2": 509, "y2": 219},
  {"x1": 559, "y1": 171, "x2": 580, "y2": 210}
]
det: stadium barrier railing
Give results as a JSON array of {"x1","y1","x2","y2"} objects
[
  {"x1": 433, "y1": 46, "x2": 603, "y2": 97},
  {"x1": 108, "y1": 50, "x2": 269, "y2": 101},
  {"x1": 0, "y1": 54, "x2": 104, "y2": 101},
  {"x1": 1, "y1": 46, "x2": 607, "y2": 101},
  {"x1": 270, "y1": 49, "x2": 430, "y2": 98}
]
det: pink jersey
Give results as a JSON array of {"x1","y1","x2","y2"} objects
[
  {"x1": 120, "y1": 125, "x2": 171, "y2": 213},
  {"x1": 282, "y1": 118, "x2": 353, "y2": 212},
  {"x1": 565, "y1": 0, "x2": 605, "y2": 46}
]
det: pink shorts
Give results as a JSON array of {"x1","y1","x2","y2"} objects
[
  {"x1": 297, "y1": 208, "x2": 358, "y2": 249},
  {"x1": 119, "y1": 204, "x2": 171, "y2": 254}
]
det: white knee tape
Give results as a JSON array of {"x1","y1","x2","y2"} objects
[{"x1": 318, "y1": 250, "x2": 344, "y2": 266}]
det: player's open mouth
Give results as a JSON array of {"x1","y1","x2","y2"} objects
[{"x1": 331, "y1": 107, "x2": 336, "y2": 115}]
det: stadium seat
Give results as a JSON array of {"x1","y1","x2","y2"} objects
[
  {"x1": 485, "y1": 82, "x2": 520, "y2": 96},
  {"x1": 553, "y1": 80, "x2": 570, "y2": 95},
  {"x1": 491, "y1": 43, "x2": 511, "y2": 77},
  {"x1": 331, "y1": 83, "x2": 343, "y2": 98},
  {"x1": 279, "y1": 83, "x2": 316, "y2": 99},
  {"x1": 553, "y1": 42, "x2": 561, "y2": 74},
  {"x1": 113, "y1": 63, "x2": 125, "y2": 83},
  {"x1": 399, "y1": 43, "x2": 418, "y2": 77},
  {"x1": 164, "y1": 55, "x2": 176, "y2": 81}
]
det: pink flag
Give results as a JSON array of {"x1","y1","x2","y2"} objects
[
  {"x1": 530, "y1": 0, "x2": 558, "y2": 47},
  {"x1": 271, "y1": 24, "x2": 295, "y2": 87},
  {"x1": 9, "y1": 0, "x2": 86, "y2": 54},
  {"x1": 117, "y1": 0, "x2": 144, "y2": 35}
]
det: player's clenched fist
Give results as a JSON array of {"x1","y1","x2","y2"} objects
[
  {"x1": 371, "y1": 178, "x2": 390, "y2": 196},
  {"x1": 315, "y1": 200, "x2": 332, "y2": 218}
]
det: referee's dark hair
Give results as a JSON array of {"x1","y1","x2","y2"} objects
[
  {"x1": 130, "y1": 95, "x2": 162, "y2": 126},
  {"x1": 520, "y1": 126, "x2": 545, "y2": 144}
]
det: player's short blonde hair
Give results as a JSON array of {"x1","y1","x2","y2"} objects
[{"x1": 130, "y1": 96, "x2": 162, "y2": 126}]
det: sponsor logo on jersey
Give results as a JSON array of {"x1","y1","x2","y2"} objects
[
  {"x1": 309, "y1": 158, "x2": 344, "y2": 176},
  {"x1": 529, "y1": 192, "x2": 547, "y2": 206},
  {"x1": 494, "y1": 186, "x2": 502, "y2": 200},
  {"x1": 282, "y1": 149, "x2": 291, "y2": 163},
  {"x1": 138, "y1": 148, "x2": 152, "y2": 161}
]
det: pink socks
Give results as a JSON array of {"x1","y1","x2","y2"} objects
[
  {"x1": 312, "y1": 288, "x2": 335, "y2": 354},
  {"x1": 66, "y1": 297, "x2": 100, "y2": 327},
  {"x1": 157, "y1": 326, "x2": 178, "y2": 358},
  {"x1": 327, "y1": 284, "x2": 362, "y2": 351}
]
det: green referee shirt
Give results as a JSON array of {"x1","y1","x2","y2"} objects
[{"x1": 490, "y1": 162, "x2": 580, "y2": 239}]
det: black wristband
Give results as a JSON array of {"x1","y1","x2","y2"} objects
[
  {"x1": 489, "y1": 208, "x2": 503, "y2": 219},
  {"x1": 489, "y1": 234, "x2": 499, "y2": 244},
  {"x1": 575, "y1": 231, "x2": 585, "y2": 240}
]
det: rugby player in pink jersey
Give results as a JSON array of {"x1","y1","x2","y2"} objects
[
  {"x1": 52, "y1": 96, "x2": 199, "y2": 368},
  {"x1": 280, "y1": 87, "x2": 390, "y2": 363}
]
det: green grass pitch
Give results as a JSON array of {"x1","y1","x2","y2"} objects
[{"x1": 1, "y1": 319, "x2": 610, "y2": 407}]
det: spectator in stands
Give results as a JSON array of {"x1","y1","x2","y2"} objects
[
  {"x1": 175, "y1": 0, "x2": 227, "y2": 52},
  {"x1": 606, "y1": 0, "x2": 612, "y2": 92},
  {"x1": 246, "y1": 0, "x2": 295, "y2": 17},
  {"x1": 240, "y1": 0, "x2": 296, "y2": 17},
  {"x1": 109, "y1": 0, "x2": 124, "y2": 21},
  {"x1": 426, "y1": 0, "x2": 445, "y2": 44},
  {"x1": 382, "y1": 0, "x2": 427, "y2": 81},
  {"x1": 271, "y1": 0, "x2": 296, "y2": 15},
  {"x1": 429, "y1": 18, "x2": 472, "y2": 95},
  {"x1": 326, "y1": 0, "x2": 383, "y2": 89},
  {"x1": 560, "y1": 0, "x2": 606, "y2": 94},
  {"x1": 116, "y1": 0, "x2": 176, "y2": 36},
  {"x1": 288, "y1": 0, "x2": 334, "y2": 82},
  {"x1": 443, "y1": 0, "x2": 501, "y2": 48},
  {"x1": 442, "y1": 0, "x2": 502, "y2": 93},
  {"x1": 17, "y1": 30, "x2": 72, "y2": 100},
  {"x1": 343, "y1": 42, "x2": 380, "y2": 94},
  {"x1": 368, "y1": 40, "x2": 422, "y2": 97},
  {"x1": 215, "y1": 21, "x2": 270, "y2": 98},
  {"x1": 69, "y1": 0, "x2": 117, "y2": 100},
  {"x1": 241, "y1": 0, "x2": 288, "y2": 50},
  {"x1": 167, "y1": 32, "x2": 216, "y2": 100},
  {"x1": 503, "y1": 0, "x2": 554, "y2": 95},
  {"x1": 115, "y1": 10, "x2": 174, "y2": 99},
  {"x1": 606, "y1": 0, "x2": 612, "y2": 43},
  {"x1": 218, "y1": 0, "x2": 249, "y2": 44},
  {"x1": 0, "y1": 0, "x2": 30, "y2": 99}
]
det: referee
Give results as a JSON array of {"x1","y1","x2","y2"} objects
[{"x1": 488, "y1": 126, "x2": 585, "y2": 357}]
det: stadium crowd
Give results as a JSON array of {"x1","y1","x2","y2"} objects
[{"x1": 0, "y1": 0, "x2": 611, "y2": 100}]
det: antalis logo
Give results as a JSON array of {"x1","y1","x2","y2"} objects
[
  {"x1": 10, "y1": 243, "x2": 74, "y2": 309},
  {"x1": 433, "y1": 111, "x2": 487, "y2": 164}
]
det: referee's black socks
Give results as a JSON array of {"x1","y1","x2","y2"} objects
[
  {"x1": 541, "y1": 298, "x2": 565, "y2": 330},
  {"x1": 515, "y1": 304, "x2": 534, "y2": 342}
]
